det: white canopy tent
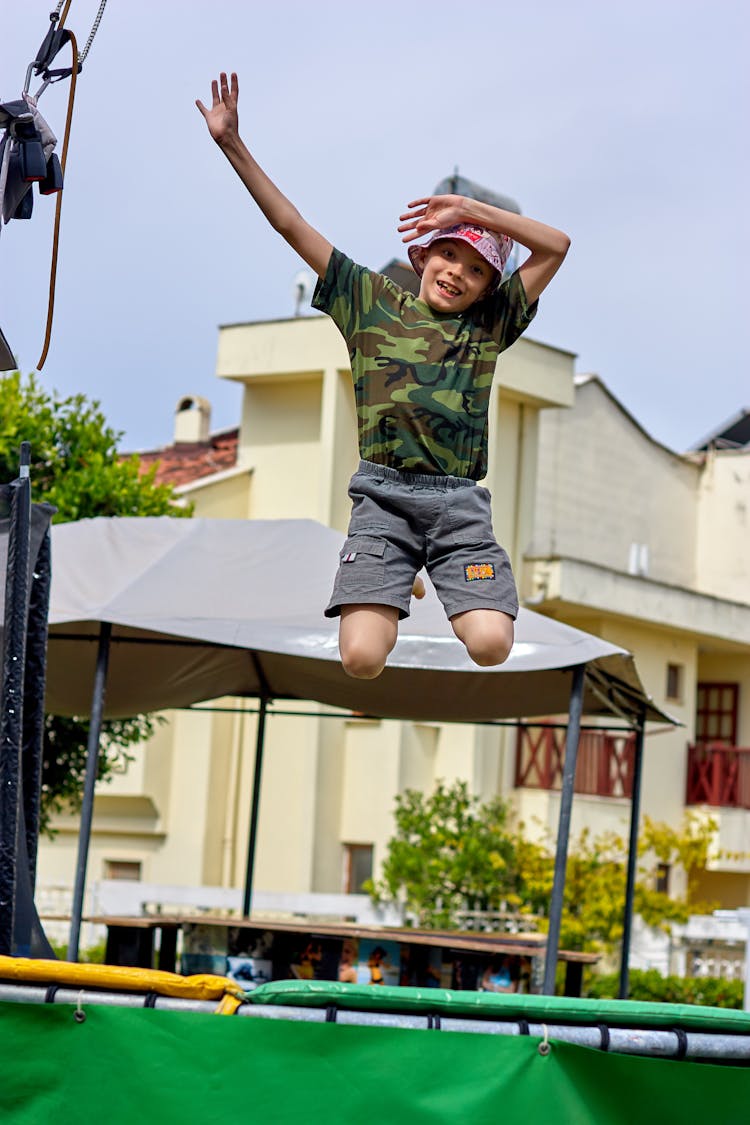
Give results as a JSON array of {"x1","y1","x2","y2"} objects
[
  {"x1": 45, "y1": 516, "x2": 669, "y2": 724},
  {"x1": 40, "y1": 517, "x2": 676, "y2": 993}
]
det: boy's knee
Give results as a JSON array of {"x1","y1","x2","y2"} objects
[
  {"x1": 342, "y1": 649, "x2": 386, "y2": 680},
  {"x1": 339, "y1": 635, "x2": 388, "y2": 680},
  {"x1": 454, "y1": 611, "x2": 514, "y2": 668},
  {"x1": 467, "y1": 634, "x2": 513, "y2": 667},
  {"x1": 339, "y1": 605, "x2": 398, "y2": 680}
]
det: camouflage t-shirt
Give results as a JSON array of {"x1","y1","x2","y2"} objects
[{"x1": 312, "y1": 247, "x2": 537, "y2": 479}]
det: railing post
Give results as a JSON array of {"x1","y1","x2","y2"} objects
[
  {"x1": 544, "y1": 726, "x2": 554, "y2": 788},
  {"x1": 715, "y1": 747, "x2": 724, "y2": 810},
  {"x1": 514, "y1": 727, "x2": 522, "y2": 787}
]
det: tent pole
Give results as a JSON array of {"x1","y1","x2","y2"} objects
[
  {"x1": 67, "y1": 621, "x2": 111, "y2": 962},
  {"x1": 543, "y1": 662, "x2": 586, "y2": 995},
  {"x1": 618, "y1": 708, "x2": 647, "y2": 999},
  {"x1": 242, "y1": 689, "x2": 268, "y2": 917}
]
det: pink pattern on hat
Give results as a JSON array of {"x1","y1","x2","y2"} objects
[{"x1": 408, "y1": 223, "x2": 513, "y2": 280}]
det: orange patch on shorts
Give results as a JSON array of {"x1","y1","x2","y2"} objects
[{"x1": 464, "y1": 563, "x2": 496, "y2": 582}]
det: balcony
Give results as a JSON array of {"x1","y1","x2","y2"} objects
[
  {"x1": 515, "y1": 725, "x2": 636, "y2": 799},
  {"x1": 686, "y1": 743, "x2": 750, "y2": 810}
]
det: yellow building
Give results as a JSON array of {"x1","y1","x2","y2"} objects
[{"x1": 36, "y1": 296, "x2": 750, "y2": 918}]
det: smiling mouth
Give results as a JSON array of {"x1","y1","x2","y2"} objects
[{"x1": 436, "y1": 279, "x2": 461, "y2": 298}]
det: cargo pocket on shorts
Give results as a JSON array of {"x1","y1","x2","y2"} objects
[
  {"x1": 339, "y1": 534, "x2": 387, "y2": 594},
  {"x1": 445, "y1": 486, "x2": 493, "y2": 546}
]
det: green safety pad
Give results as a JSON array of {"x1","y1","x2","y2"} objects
[
  {"x1": 0, "y1": 1000, "x2": 748, "y2": 1124},
  {"x1": 250, "y1": 979, "x2": 750, "y2": 1033}
]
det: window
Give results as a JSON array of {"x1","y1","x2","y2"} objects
[
  {"x1": 696, "y1": 683, "x2": 739, "y2": 745},
  {"x1": 666, "y1": 663, "x2": 683, "y2": 702},
  {"x1": 656, "y1": 863, "x2": 670, "y2": 895},
  {"x1": 343, "y1": 844, "x2": 373, "y2": 894},
  {"x1": 104, "y1": 860, "x2": 142, "y2": 881}
]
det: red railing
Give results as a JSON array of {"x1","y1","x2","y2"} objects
[
  {"x1": 685, "y1": 743, "x2": 750, "y2": 809},
  {"x1": 515, "y1": 725, "x2": 636, "y2": 799}
]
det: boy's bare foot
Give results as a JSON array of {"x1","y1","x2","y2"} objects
[{"x1": 412, "y1": 576, "x2": 425, "y2": 599}]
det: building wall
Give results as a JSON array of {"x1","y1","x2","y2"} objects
[
  {"x1": 35, "y1": 314, "x2": 750, "y2": 924},
  {"x1": 183, "y1": 471, "x2": 253, "y2": 519},
  {"x1": 695, "y1": 448, "x2": 750, "y2": 603},
  {"x1": 531, "y1": 378, "x2": 700, "y2": 588}
]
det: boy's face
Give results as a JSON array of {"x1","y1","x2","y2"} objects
[{"x1": 418, "y1": 239, "x2": 495, "y2": 313}]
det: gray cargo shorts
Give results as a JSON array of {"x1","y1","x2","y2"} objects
[{"x1": 325, "y1": 460, "x2": 519, "y2": 620}]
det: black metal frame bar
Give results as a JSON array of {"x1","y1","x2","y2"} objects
[
  {"x1": 619, "y1": 709, "x2": 647, "y2": 998},
  {"x1": 0, "y1": 444, "x2": 32, "y2": 956},
  {"x1": 67, "y1": 621, "x2": 111, "y2": 961},
  {"x1": 243, "y1": 654, "x2": 271, "y2": 917},
  {"x1": 543, "y1": 663, "x2": 586, "y2": 995}
]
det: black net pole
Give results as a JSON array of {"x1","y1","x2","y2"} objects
[
  {"x1": 21, "y1": 528, "x2": 52, "y2": 891},
  {"x1": 67, "y1": 621, "x2": 111, "y2": 962},
  {"x1": 242, "y1": 691, "x2": 268, "y2": 918},
  {"x1": 618, "y1": 710, "x2": 647, "y2": 999},
  {"x1": 0, "y1": 445, "x2": 32, "y2": 956},
  {"x1": 542, "y1": 662, "x2": 586, "y2": 995}
]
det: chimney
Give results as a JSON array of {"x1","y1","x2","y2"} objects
[{"x1": 173, "y1": 395, "x2": 211, "y2": 444}]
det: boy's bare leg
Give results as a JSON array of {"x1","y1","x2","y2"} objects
[
  {"x1": 450, "y1": 609, "x2": 514, "y2": 667},
  {"x1": 339, "y1": 604, "x2": 400, "y2": 679}
]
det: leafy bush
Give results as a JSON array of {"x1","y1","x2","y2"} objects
[
  {"x1": 370, "y1": 780, "x2": 718, "y2": 951},
  {"x1": 0, "y1": 371, "x2": 187, "y2": 831},
  {"x1": 47, "y1": 938, "x2": 107, "y2": 963},
  {"x1": 586, "y1": 968, "x2": 743, "y2": 1009}
]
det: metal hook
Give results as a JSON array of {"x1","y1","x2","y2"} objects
[{"x1": 73, "y1": 990, "x2": 86, "y2": 1024}]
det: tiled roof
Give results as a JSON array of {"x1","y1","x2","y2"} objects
[
  {"x1": 133, "y1": 428, "x2": 239, "y2": 488},
  {"x1": 691, "y1": 409, "x2": 750, "y2": 451}
]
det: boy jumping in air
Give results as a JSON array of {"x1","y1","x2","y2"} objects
[{"x1": 198, "y1": 73, "x2": 569, "y2": 681}]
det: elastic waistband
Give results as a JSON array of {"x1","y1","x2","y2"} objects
[{"x1": 357, "y1": 460, "x2": 476, "y2": 490}]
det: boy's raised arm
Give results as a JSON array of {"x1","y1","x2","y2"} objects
[
  {"x1": 399, "y1": 195, "x2": 570, "y2": 304},
  {"x1": 197, "y1": 73, "x2": 333, "y2": 279}
]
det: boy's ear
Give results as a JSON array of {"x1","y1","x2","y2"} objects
[{"x1": 411, "y1": 246, "x2": 427, "y2": 274}]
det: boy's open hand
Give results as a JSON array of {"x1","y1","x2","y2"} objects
[
  {"x1": 398, "y1": 195, "x2": 467, "y2": 242},
  {"x1": 196, "y1": 72, "x2": 239, "y2": 145}
]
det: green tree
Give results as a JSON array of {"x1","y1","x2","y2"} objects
[
  {"x1": 366, "y1": 781, "x2": 520, "y2": 929},
  {"x1": 0, "y1": 371, "x2": 189, "y2": 831},
  {"x1": 369, "y1": 779, "x2": 718, "y2": 953}
]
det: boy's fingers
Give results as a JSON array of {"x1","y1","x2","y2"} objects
[
  {"x1": 406, "y1": 197, "x2": 430, "y2": 208},
  {"x1": 195, "y1": 99, "x2": 207, "y2": 117}
]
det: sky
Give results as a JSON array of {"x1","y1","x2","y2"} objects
[{"x1": 1, "y1": 0, "x2": 748, "y2": 455}]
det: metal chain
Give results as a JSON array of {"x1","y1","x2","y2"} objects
[{"x1": 78, "y1": 0, "x2": 108, "y2": 65}]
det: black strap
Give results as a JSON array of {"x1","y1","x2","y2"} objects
[
  {"x1": 598, "y1": 1023, "x2": 610, "y2": 1051},
  {"x1": 143, "y1": 992, "x2": 158, "y2": 1009},
  {"x1": 44, "y1": 984, "x2": 60, "y2": 1004},
  {"x1": 33, "y1": 25, "x2": 72, "y2": 75},
  {"x1": 518, "y1": 1019, "x2": 530, "y2": 1036},
  {"x1": 325, "y1": 1005, "x2": 338, "y2": 1023},
  {"x1": 38, "y1": 64, "x2": 82, "y2": 86},
  {"x1": 673, "y1": 1027, "x2": 688, "y2": 1060},
  {"x1": 426, "y1": 1013, "x2": 442, "y2": 1030}
]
